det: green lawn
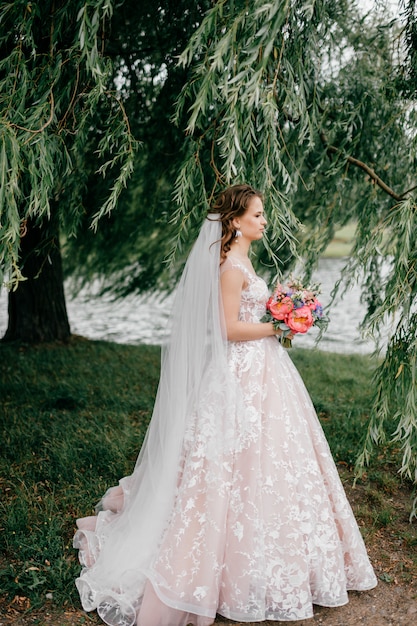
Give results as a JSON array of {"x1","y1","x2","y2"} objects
[{"x1": 0, "y1": 337, "x2": 413, "y2": 612}]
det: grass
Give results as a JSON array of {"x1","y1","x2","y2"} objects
[
  {"x1": 0, "y1": 337, "x2": 416, "y2": 616},
  {"x1": 0, "y1": 338, "x2": 160, "y2": 609},
  {"x1": 322, "y1": 222, "x2": 356, "y2": 258}
]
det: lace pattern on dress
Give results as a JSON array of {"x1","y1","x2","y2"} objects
[{"x1": 73, "y1": 255, "x2": 377, "y2": 626}]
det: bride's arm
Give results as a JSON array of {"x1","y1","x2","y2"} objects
[{"x1": 220, "y1": 268, "x2": 282, "y2": 342}]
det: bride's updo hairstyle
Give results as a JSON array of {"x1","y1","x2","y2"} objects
[{"x1": 209, "y1": 183, "x2": 263, "y2": 260}]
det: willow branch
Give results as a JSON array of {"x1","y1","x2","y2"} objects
[
  {"x1": 12, "y1": 92, "x2": 55, "y2": 136},
  {"x1": 401, "y1": 183, "x2": 417, "y2": 196},
  {"x1": 58, "y1": 64, "x2": 80, "y2": 131},
  {"x1": 321, "y1": 134, "x2": 411, "y2": 202}
]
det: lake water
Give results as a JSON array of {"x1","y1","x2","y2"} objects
[{"x1": 0, "y1": 258, "x2": 392, "y2": 354}]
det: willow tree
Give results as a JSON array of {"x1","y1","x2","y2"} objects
[
  {"x1": 0, "y1": 0, "x2": 213, "y2": 337},
  {"x1": 170, "y1": 0, "x2": 417, "y2": 514},
  {"x1": 2, "y1": 0, "x2": 416, "y2": 512},
  {"x1": 0, "y1": 0, "x2": 136, "y2": 341}
]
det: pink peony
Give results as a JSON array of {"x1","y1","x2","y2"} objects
[
  {"x1": 286, "y1": 305, "x2": 313, "y2": 333},
  {"x1": 268, "y1": 296, "x2": 294, "y2": 320}
]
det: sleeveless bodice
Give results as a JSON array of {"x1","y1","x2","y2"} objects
[{"x1": 220, "y1": 256, "x2": 269, "y2": 324}]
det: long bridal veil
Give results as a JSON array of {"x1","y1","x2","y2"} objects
[{"x1": 74, "y1": 214, "x2": 232, "y2": 625}]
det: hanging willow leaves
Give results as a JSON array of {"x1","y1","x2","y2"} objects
[{"x1": 0, "y1": 0, "x2": 137, "y2": 290}]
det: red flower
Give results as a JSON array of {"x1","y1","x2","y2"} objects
[
  {"x1": 286, "y1": 305, "x2": 313, "y2": 333},
  {"x1": 268, "y1": 296, "x2": 294, "y2": 320}
]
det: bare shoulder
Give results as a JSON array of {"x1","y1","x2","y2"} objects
[{"x1": 220, "y1": 257, "x2": 246, "y2": 291}]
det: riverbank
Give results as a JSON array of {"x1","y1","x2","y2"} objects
[
  {"x1": 321, "y1": 222, "x2": 356, "y2": 258},
  {"x1": 1, "y1": 337, "x2": 416, "y2": 625}
]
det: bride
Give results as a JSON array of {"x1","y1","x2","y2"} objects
[{"x1": 74, "y1": 184, "x2": 377, "y2": 626}]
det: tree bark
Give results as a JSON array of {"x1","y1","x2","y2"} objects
[{"x1": 2, "y1": 217, "x2": 70, "y2": 343}]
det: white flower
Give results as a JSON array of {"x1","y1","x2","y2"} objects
[
  {"x1": 233, "y1": 521, "x2": 244, "y2": 542},
  {"x1": 184, "y1": 498, "x2": 195, "y2": 512},
  {"x1": 193, "y1": 586, "x2": 209, "y2": 600}
]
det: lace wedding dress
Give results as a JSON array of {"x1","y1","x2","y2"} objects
[{"x1": 74, "y1": 254, "x2": 377, "y2": 626}]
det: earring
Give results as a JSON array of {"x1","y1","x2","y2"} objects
[{"x1": 235, "y1": 229, "x2": 242, "y2": 240}]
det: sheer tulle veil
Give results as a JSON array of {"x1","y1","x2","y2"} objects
[{"x1": 74, "y1": 213, "x2": 229, "y2": 623}]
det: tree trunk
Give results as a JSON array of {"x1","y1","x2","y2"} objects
[{"x1": 2, "y1": 217, "x2": 71, "y2": 343}]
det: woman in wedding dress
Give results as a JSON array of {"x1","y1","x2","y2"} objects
[{"x1": 74, "y1": 184, "x2": 377, "y2": 626}]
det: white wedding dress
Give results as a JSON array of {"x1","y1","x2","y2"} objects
[{"x1": 74, "y1": 252, "x2": 377, "y2": 626}]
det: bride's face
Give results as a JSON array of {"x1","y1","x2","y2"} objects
[{"x1": 234, "y1": 196, "x2": 266, "y2": 242}]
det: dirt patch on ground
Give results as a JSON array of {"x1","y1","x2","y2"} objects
[
  {"x1": 1, "y1": 477, "x2": 416, "y2": 626},
  {"x1": 2, "y1": 585, "x2": 416, "y2": 626}
]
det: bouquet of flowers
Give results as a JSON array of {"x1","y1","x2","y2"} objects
[{"x1": 261, "y1": 276, "x2": 328, "y2": 348}]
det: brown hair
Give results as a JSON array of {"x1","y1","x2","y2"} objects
[{"x1": 208, "y1": 184, "x2": 263, "y2": 259}]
